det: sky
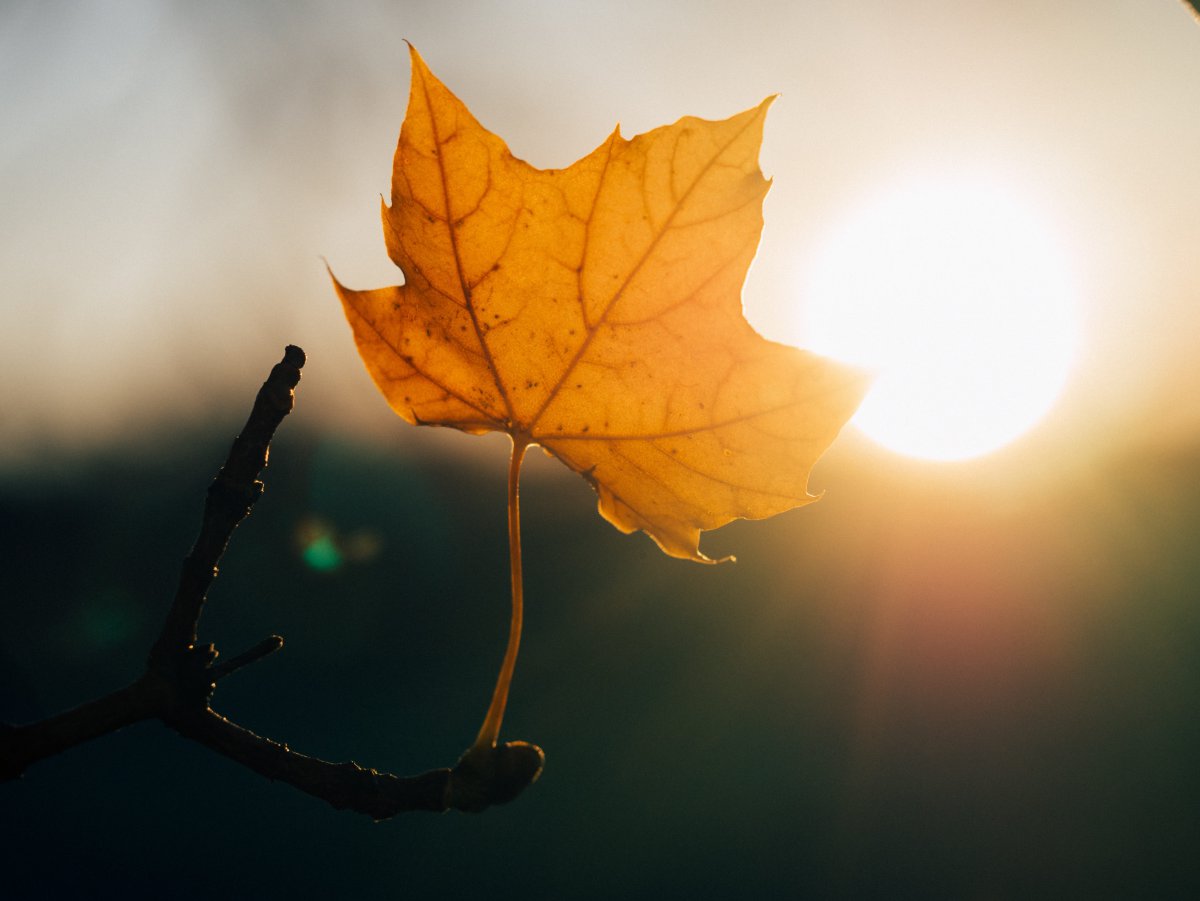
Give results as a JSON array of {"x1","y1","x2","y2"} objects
[
  {"x1": 3, "y1": 2, "x2": 1200, "y2": 898},
  {"x1": 1, "y1": 0, "x2": 1199, "y2": 470}
]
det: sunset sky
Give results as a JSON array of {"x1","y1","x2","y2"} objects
[{"x1": 2, "y1": 0, "x2": 1198, "y2": 471}]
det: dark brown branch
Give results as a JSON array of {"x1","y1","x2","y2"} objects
[
  {"x1": 149, "y1": 344, "x2": 305, "y2": 670},
  {"x1": 0, "y1": 344, "x2": 542, "y2": 816},
  {"x1": 168, "y1": 709, "x2": 450, "y2": 819},
  {"x1": 209, "y1": 635, "x2": 285, "y2": 682},
  {"x1": 0, "y1": 676, "x2": 166, "y2": 781}
]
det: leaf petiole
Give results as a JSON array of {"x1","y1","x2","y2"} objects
[{"x1": 472, "y1": 436, "x2": 529, "y2": 751}]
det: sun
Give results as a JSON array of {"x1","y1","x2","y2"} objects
[{"x1": 799, "y1": 173, "x2": 1082, "y2": 461}]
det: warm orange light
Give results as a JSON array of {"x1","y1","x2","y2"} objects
[{"x1": 800, "y1": 173, "x2": 1082, "y2": 461}]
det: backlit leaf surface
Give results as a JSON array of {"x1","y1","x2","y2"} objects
[{"x1": 334, "y1": 47, "x2": 867, "y2": 562}]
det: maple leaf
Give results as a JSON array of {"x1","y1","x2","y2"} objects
[
  {"x1": 333, "y1": 47, "x2": 866, "y2": 564},
  {"x1": 332, "y1": 48, "x2": 866, "y2": 768}
]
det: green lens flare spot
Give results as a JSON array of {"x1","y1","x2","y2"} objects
[{"x1": 303, "y1": 534, "x2": 343, "y2": 572}]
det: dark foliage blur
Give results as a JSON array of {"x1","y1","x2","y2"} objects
[{"x1": 3, "y1": 426, "x2": 1199, "y2": 899}]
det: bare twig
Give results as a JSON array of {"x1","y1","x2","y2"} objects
[
  {"x1": 170, "y1": 709, "x2": 450, "y2": 817},
  {"x1": 149, "y1": 344, "x2": 306, "y2": 670},
  {"x1": 0, "y1": 345, "x2": 542, "y2": 816},
  {"x1": 209, "y1": 635, "x2": 285, "y2": 682}
]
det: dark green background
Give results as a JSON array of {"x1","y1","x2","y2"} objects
[{"x1": 3, "y1": 413, "x2": 1198, "y2": 899}]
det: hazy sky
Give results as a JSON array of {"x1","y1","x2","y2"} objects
[{"x1": 2, "y1": 0, "x2": 1198, "y2": 470}]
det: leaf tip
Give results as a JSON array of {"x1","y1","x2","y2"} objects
[
  {"x1": 689, "y1": 542, "x2": 736, "y2": 565},
  {"x1": 405, "y1": 41, "x2": 435, "y2": 86},
  {"x1": 323, "y1": 260, "x2": 344, "y2": 290},
  {"x1": 668, "y1": 537, "x2": 735, "y2": 566}
]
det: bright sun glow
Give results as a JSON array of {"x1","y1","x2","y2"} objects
[{"x1": 801, "y1": 173, "x2": 1082, "y2": 461}]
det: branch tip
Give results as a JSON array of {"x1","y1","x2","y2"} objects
[
  {"x1": 283, "y1": 345, "x2": 306, "y2": 368},
  {"x1": 445, "y1": 740, "x2": 544, "y2": 813},
  {"x1": 210, "y1": 635, "x2": 285, "y2": 682}
]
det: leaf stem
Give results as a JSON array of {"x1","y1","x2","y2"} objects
[{"x1": 473, "y1": 436, "x2": 529, "y2": 750}]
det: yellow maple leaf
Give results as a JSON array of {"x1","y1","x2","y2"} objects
[
  {"x1": 334, "y1": 47, "x2": 866, "y2": 563},
  {"x1": 332, "y1": 47, "x2": 866, "y2": 768}
]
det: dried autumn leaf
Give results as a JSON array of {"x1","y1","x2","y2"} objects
[{"x1": 334, "y1": 47, "x2": 867, "y2": 564}]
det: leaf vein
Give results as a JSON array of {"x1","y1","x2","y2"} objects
[
  {"x1": 346, "y1": 298, "x2": 494, "y2": 420},
  {"x1": 420, "y1": 69, "x2": 515, "y2": 425},
  {"x1": 526, "y1": 110, "x2": 765, "y2": 433}
]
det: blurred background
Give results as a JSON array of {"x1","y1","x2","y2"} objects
[{"x1": 2, "y1": 1, "x2": 1199, "y2": 897}]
